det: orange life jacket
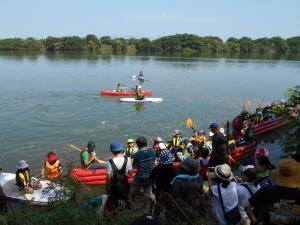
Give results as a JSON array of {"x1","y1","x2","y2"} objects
[{"x1": 45, "y1": 160, "x2": 61, "y2": 179}]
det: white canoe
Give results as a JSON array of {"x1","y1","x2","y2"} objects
[
  {"x1": 120, "y1": 97, "x2": 163, "y2": 103},
  {"x1": 0, "y1": 172, "x2": 67, "y2": 205}
]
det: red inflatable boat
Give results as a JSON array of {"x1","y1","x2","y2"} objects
[
  {"x1": 253, "y1": 117, "x2": 288, "y2": 136},
  {"x1": 100, "y1": 90, "x2": 153, "y2": 96},
  {"x1": 229, "y1": 141, "x2": 257, "y2": 161}
]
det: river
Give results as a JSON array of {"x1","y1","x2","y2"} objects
[{"x1": 0, "y1": 52, "x2": 299, "y2": 173}]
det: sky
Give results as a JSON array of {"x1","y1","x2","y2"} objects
[{"x1": 1, "y1": 0, "x2": 299, "y2": 40}]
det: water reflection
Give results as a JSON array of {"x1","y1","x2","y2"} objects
[{"x1": 134, "y1": 103, "x2": 145, "y2": 112}]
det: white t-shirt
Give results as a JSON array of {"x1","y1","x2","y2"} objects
[
  {"x1": 106, "y1": 156, "x2": 132, "y2": 175},
  {"x1": 237, "y1": 182, "x2": 257, "y2": 219},
  {"x1": 211, "y1": 182, "x2": 239, "y2": 225}
]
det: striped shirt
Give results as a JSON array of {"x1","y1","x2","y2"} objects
[{"x1": 133, "y1": 148, "x2": 156, "y2": 179}]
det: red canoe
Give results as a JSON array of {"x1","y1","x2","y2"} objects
[
  {"x1": 100, "y1": 90, "x2": 153, "y2": 96},
  {"x1": 253, "y1": 116, "x2": 288, "y2": 136}
]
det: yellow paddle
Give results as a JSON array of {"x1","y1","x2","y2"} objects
[{"x1": 185, "y1": 118, "x2": 196, "y2": 133}]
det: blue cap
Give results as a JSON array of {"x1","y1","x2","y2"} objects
[
  {"x1": 110, "y1": 141, "x2": 124, "y2": 152},
  {"x1": 209, "y1": 122, "x2": 219, "y2": 129}
]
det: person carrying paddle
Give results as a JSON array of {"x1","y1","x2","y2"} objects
[
  {"x1": 41, "y1": 151, "x2": 63, "y2": 180},
  {"x1": 81, "y1": 141, "x2": 106, "y2": 169},
  {"x1": 135, "y1": 85, "x2": 144, "y2": 100}
]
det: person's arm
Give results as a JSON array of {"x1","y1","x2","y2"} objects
[
  {"x1": 105, "y1": 162, "x2": 112, "y2": 192},
  {"x1": 82, "y1": 152, "x2": 95, "y2": 168},
  {"x1": 41, "y1": 162, "x2": 46, "y2": 179},
  {"x1": 58, "y1": 162, "x2": 63, "y2": 176},
  {"x1": 94, "y1": 158, "x2": 106, "y2": 164}
]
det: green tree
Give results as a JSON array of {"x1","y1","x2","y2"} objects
[
  {"x1": 85, "y1": 34, "x2": 100, "y2": 50},
  {"x1": 61, "y1": 36, "x2": 85, "y2": 50},
  {"x1": 287, "y1": 36, "x2": 300, "y2": 53},
  {"x1": 112, "y1": 38, "x2": 127, "y2": 52},
  {"x1": 100, "y1": 36, "x2": 112, "y2": 45},
  {"x1": 269, "y1": 37, "x2": 290, "y2": 53},
  {"x1": 135, "y1": 38, "x2": 151, "y2": 52},
  {"x1": 238, "y1": 37, "x2": 257, "y2": 53},
  {"x1": 24, "y1": 37, "x2": 44, "y2": 50}
]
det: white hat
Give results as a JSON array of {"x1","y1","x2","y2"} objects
[
  {"x1": 215, "y1": 164, "x2": 234, "y2": 181},
  {"x1": 241, "y1": 165, "x2": 254, "y2": 173},
  {"x1": 158, "y1": 143, "x2": 166, "y2": 149}
]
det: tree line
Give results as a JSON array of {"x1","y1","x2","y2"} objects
[{"x1": 0, "y1": 34, "x2": 300, "y2": 55}]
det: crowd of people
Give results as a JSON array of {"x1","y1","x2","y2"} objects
[{"x1": 12, "y1": 102, "x2": 300, "y2": 225}]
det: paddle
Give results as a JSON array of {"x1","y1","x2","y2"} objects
[
  {"x1": 69, "y1": 144, "x2": 110, "y2": 162},
  {"x1": 185, "y1": 118, "x2": 196, "y2": 133}
]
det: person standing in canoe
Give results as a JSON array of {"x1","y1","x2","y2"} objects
[
  {"x1": 135, "y1": 85, "x2": 144, "y2": 100},
  {"x1": 81, "y1": 141, "x2": 106, "y2": 169},
  {"x1": 41, "y1": 151, "x2": 63, "y2": 180}
]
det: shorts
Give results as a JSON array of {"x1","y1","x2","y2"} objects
[{"x1": 130, "y1": 177, "x2": 152, "y2": 198}]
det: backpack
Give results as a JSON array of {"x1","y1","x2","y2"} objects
[
  {"x1": 109, "y1": 157, "x2": 130, "y2": 199},
  {"x1": 218, "y1": 184, "x2": 241, "y2": 225}
]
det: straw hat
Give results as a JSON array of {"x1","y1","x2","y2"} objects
[
  {"x1": 215, "y1": 164, "x2": 234, "y2": 181},
  {"x1": 271, "y1": 158, "x2": 300, "y2": 188}
]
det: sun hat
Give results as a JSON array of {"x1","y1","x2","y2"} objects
[
  {"x1": 155, "y1": 137, "x2": 163, "y2": 142},
  {"x1": 127, "y1": 139, "x2": 135, "y2": 143},
  {"x1": 180, "y1": 158, "x2": 199, "y2": 174},
  {"x1": 174, "y1": 129, "x2": 181, "y2": 135},
  {"x1": 110, "y1": 141, "x2": 124, "y2": 152},
  {"x1": 158, "y1": 143, "x2": 166, "y2": 150},
  {"x1": 48, "y1": 154, "x2": 58, "y2": 161},
  {"x1": 159, "y1": 150, "x2": 173, "y2": 165},
  {"x1": 214, "y1": 164, "x2": 234, "y2": 181},
  {"x1": 209, "y1": 122, "x2": 219, "y2": 129},
  {"x1": 16, "y1": 160, "x2": 29, "y2": 170},
  {"x1": 271, "y1": 158, "x2": 300, "y2": 188},
  {"x1": 255, "y1": 147, "x2": 269, "y2": 157}
]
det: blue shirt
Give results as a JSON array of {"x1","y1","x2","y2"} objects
[{"x1": 133, "y1": 148, "x2": 156, "y2": 179}]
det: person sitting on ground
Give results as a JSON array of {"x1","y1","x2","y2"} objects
[
  {"x1": 171, "y1": 158, "x2": 203, "y2": 210},
  {"x1": 135, "y1": 85, "x2": 144, "y2": 100},
  {"x1": 106, "y1": 141, "x2": 132, "y2": 211},
  {"x1": 254, "y1": 156, "x2": 275, "y2": 189},
  {"x1": 130, "y1": 137, "x2": 156, "y2": 209},
  {"x1": 16, "y1": 160, "x2": 34, "y2": 194},
  {"x1": 245, "y1": 158, "x2": 300, "y2": 225},
  {"x1": 209, "y1": 164, "x2": 241, "y2": 225},
  {"x1": 41, "y1": 151, "x2": 62, "y2": 180},
  {"x1": 208, "y1": 122, "x2": 227, "y2": 167},
  {"x1": 236, "y1": 120, "x2": 254, "y2": 146},
  {"x1": 150, "y1": 150, "x2": 177, "y2": 201},
  {"x1": 125, "y1": 139, "x2": 138, "y2": 159},
  {"x1": 81, "y1": 141, "x2": 106, "y2": 169},
  {"x1": 237, "y1": 165, "x2": 257, "y2": 225},
  {"x1": 171, "y1": 129, "x2": 182, "y2": 149}
]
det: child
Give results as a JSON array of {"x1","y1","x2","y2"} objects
[{"x1": 199, "y1": 148, "x2": 210, "y2": 179}]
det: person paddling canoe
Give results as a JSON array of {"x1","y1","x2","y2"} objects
[
  {"x1": 135, "y1": 85, "x2": 144, "y2": 100},
  {"x1": 81, "y1": 141, "x2": 106, "y2": 169}
]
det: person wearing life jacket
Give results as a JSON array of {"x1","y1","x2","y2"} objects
[
  {"x1": 135, "y1": 85, "x2": 144, "y2": 100},
  {"x1": 41, "y1": 152, "x2": 62, "y2": 180},
  {"x1": 81, "y1": 141, "x2": 106, "y2": 169},
  {"x1": 171, "y1": 129, "x2": 182, "y2": 149},
  {"x1": 253, "y1": 107, "x2": 264, "y2": 124},
  {"x1": 181, "y1": 138, "x2": 193, "y2": 157},
  {"x1": 125, "y1": 139, "x2": 138, "y2": 159},
  {"x1": 16, "y1": 160, "x2": 34, "y2": 194},
  {"x1": 237, "y1": 120, "x2": 254, "y2": 146}
]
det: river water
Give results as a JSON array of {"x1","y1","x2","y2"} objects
[{"x1": 0, "y1": 52, "x2": 299, "y2": 173}]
